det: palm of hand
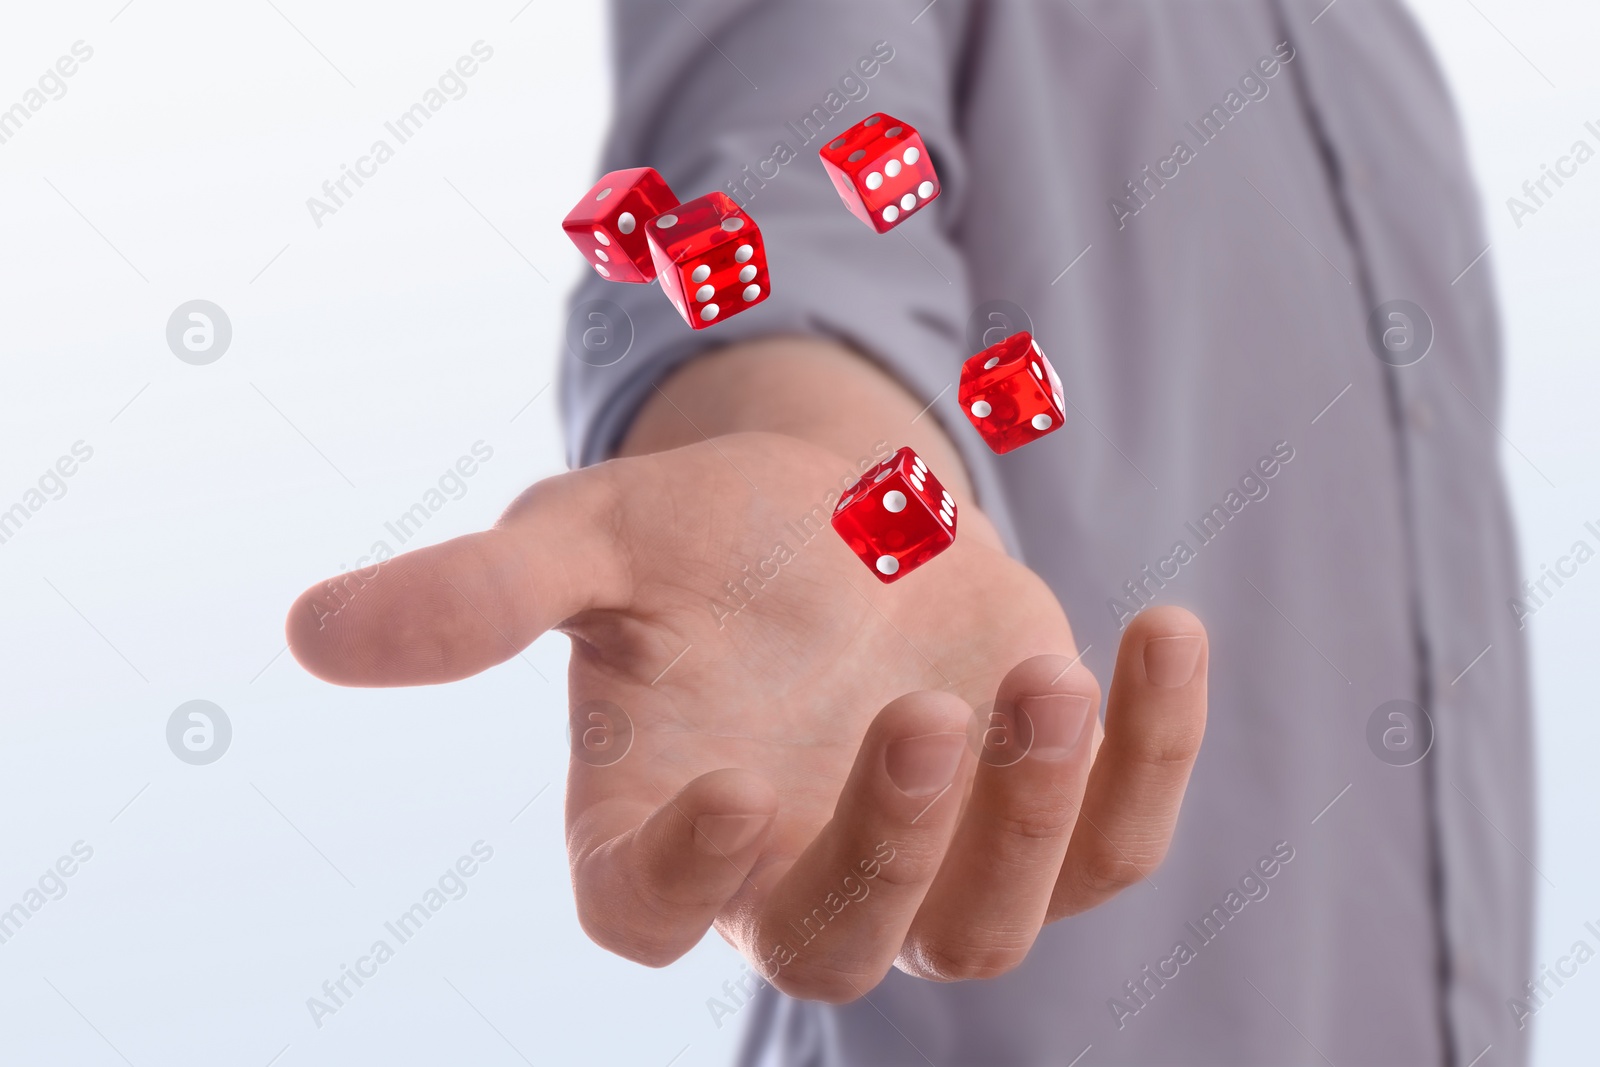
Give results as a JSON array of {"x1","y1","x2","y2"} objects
[
  {"x1": 290, "y1": 431, "x2": 1204, "y2": 996},
  {"x1": 556, "y1": 433, "x2": 1076, "y2": 894}
]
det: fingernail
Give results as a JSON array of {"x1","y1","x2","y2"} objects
[
  {"x1": 1144, "y1": 635, "x2": 1203, "y2": 688},
  {"x1": 1018, "y1": 694, "x2": 1094, "y2": 761},
  {"x1": 693, "y1": 813, "x2": 770, "y2": 855},
  {"x1": 885, "y1": 733, "x2": 967, "y2": 796}
]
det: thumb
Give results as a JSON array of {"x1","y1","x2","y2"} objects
[{"x1": 286, "y1": 467, "x2": 628, "y2": 687}]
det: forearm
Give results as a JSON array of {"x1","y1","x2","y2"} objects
[{"x1": 618, "y1": 335, "x2": 975, "y2": 507}]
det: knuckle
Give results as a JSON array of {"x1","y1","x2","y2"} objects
[
  {"x1": 749, "y1": 912, "x2": 888, "y2": 1002},
  {"x1": 573, "y1": 876, "x2": 698, "y2": 968},
  {"x1": 574, "y1": 904, "x2": 685, "y2": 967},
  {"x1": 1107, "y1": 719, "x2": 1202, "y2": 769},
  {"x1": 1108, "y1": 735, "x2": 1201, "y2": 778},
  {"x1": 1074, "y1": 848, "x2": 1157, "y2": 898},
  {"x1": 987, "y1": 799, "x2": 1077, "y2": 845},
  {"x1": 768, "y1": 962, "x2": 881, "y2": 1004},
  {"x1": 1143, "y1": 731, "x2": 1204, "y2": 769},
  {"x1": 903, "y1": 933, "x2": 1030, "y2": 982},
  {"x1": 863, "y1": 842, "x2": 944, "y2": 890}
]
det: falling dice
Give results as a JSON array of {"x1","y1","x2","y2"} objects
[
  {"x1": 562, "y1": 167, "x2": 680, "y2": 283},
  {"x1": 817, "y1": 112, "x2": 940, "y2": 233},
  {"x1": 832, "y1": 447, "x2": 957, "y2": 583},
  {"x1": 646, "y1": 191, "x2": 771, "y2": 329},
  {"x1": 959, "y1": 331, "x2": 1066, "y2": 454}
]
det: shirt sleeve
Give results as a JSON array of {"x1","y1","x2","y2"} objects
[{"x1": 558, "y1": 0, "x2": 1021, "y2": 553}]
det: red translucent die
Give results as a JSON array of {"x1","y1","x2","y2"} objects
[
  {"x1": 646, "y1": 191, "x2": 771, "y2": 330},
  {"x1": 959, "y1": 331, "x2": 1066, "y2": 454},
  {"x1": 832, "y1": 447, "x2": 957, "y2": 583},
  {"x1": 817, "y1": 112, "x2": 941, "y2": 233},
  {"x1": 562, "y1": 167, "x2": 680, "y2": 283}
]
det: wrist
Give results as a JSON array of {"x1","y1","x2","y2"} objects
[{"x1": 618, "y1": 335, "x2": 977, "y2": 510}]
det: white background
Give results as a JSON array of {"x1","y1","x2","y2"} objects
[{"x1": 0, "y1": 1, "x2": 1593, "y2": 1064}]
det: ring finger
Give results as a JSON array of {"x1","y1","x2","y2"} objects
[{"x1": 898, "y1": 653, "x2": 1101, "y2": 981}]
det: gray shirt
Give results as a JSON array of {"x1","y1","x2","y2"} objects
[{"x1": 561, "y1": 2, "x2": 1533, "y2": 1063}]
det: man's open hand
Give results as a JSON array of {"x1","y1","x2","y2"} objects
[{"x1": 287, "y1": 431, "x2": 1206, "y2": 1000}]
